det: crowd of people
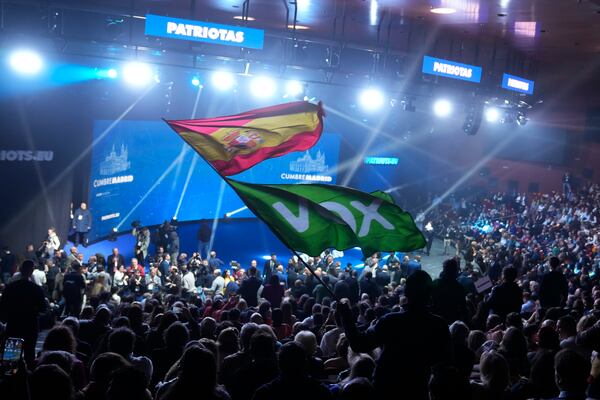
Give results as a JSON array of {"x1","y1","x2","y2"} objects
[{"x1": 0, "y1": 180, "x2": 599, "y2": 400}]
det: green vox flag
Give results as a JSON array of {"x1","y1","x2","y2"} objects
[{"x1": 226, "y1": 179, "x2": 426, "y2": 257}]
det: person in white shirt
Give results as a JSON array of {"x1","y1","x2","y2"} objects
[
  {"x1": 31, "y1": 264, "x2": 47, "y2": 287},
  {"x1": 205, "y1": 269, "x2": 225, "y2": 295},
  {"x1": 181, "y1": 264, "x2": 197, "y2": 294},
  {"x1": 44, "y1": 227, "x2": 61, "y2": 258},
  {"x1": 320, "y1": 311, "x2": 343, "y2": 358},
  {"x1": 113, "y1": 265, "x2": 127, "y2": 288},
  {"x1": 145, "y1": 266, "x2": 162, "y2": 292}
]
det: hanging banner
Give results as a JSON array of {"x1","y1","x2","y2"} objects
[
  {"x1": 422, "y1": 55, "x2": 482, "y2": 83},
  {"x1": 144, "y1": 14, "x2": 264, "y2": 49},
  {"x1": 502, "y1": 73, "x2": 535, "y2": 95}
]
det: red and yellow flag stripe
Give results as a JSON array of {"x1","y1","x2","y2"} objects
[{"x1": 165, "y1": 101, "x2": 324, "y2": 176}]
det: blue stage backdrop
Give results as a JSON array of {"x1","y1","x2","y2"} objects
[{"x1": 88, "y1": 120, "x2": 340, "y2": 240}]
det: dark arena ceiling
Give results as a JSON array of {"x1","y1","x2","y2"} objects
[{"x1": 1, "y1": 0, "x2": 599, "y2": 104}]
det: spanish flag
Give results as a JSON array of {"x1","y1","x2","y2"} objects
[{"x1": 165, "y1": 101, "x2": 324, "y2": 176}]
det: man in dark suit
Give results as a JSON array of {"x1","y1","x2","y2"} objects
[
  {"x1": 539, "y1": 256, "x2": 568, "y2": 311},
  {"x1": 0, "y1": 260, "x2": 47, "y2": 364},
  {"x1": 338, "y1": 270, "x2": 451, "y2": 399},
  {"x1": 72, "y1": 202, "x2": 92, "y2": 247},
  {"x1": 107, "y1": 248, "x2": 125, "y2": 274},
  {"x1": 263, "y1": 253, "x2": 281, "y2": 282},
  {"x1": 344, "y1": 269, "x2": 360, "y2": 304},
  {"x1": 239, "y1": 266, "x2": 262, "y2": 308},
  {"x1": 485, "y1": 266, "x2": 522, "y2": 320},
  {"x1": 167, "y1": 229, "x2": 180, "y2": 264},
  {"x1": 431, "y1": 258, "x2": 469, "y2": 324},
  {"x1": 286, "y1": 261, "x2": 299, "y2": 289},
  {"x1": 359, "y1": 271, "x2": 380, "y2": 301}
]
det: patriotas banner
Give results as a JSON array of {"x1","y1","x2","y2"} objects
[
  {"x1": 226, "y1": 179, "x2": 426, "y2": 257},
  {"x1": 165, "y1": 101, "x2": 324, "y2": 176}
]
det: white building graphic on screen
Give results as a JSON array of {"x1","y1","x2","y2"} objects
[
  {"x1": 100, "y1": 144, "x2": 130, "y2": 176},
  {"x1": 289, "y1": 150, "x2": 328, "y2": 173}
]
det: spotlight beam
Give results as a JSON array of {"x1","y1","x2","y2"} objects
[
  {"x1": 422, "y1": 132, "x2": 518, "y2": 216},
  {"x1": 340, "y1": 25, "x2": 442, "y2": 185},
  {"x1": 1, "y1": 83, "x2": 156, "y2": 234},
  {"x1": 208, "y1": 180, "x2": 227, "y2": 252},
  {"x1": 116, "y1": 151, "x2": 184, "y2": 230},
  {"x1": 171, "y1": 84, "x2": 204, "y2": 191},
  {"x1": 17, "y1": 102, "x2": 55, "y2": 226},
  {"x1": 325, "y1": 104, "x2": 459, "y2": 172},
  {"x1": 173, "y1": 154, "x2": 199, "y2": 219}
]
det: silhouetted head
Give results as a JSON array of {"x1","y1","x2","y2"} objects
[{"x1": 405, "y1": 270, "x2": 433, "y2": 306}]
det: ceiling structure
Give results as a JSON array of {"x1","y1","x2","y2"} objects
[
  {"x1": 2, "y1": 0, "x2": 599, "y2": 102},
  {"x1": 51, "y1": 0, "x2": 598, "y2": 58}
]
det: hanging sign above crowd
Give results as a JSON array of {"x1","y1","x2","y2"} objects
[
  {"x1": 144, "y1": 14, "x2": 265, "y2": 49},
  {"x1": 422, "y1": 55, "x2": 482, "y2": 83},
  {"x1": 501, "y1": 73, "x2": 535, "y2": 95}
]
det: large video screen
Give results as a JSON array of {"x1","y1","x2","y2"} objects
[{"x1": 88, "y1": 120, "x2": 340, "y2": 240}]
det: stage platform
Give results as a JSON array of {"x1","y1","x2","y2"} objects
[{"x1": 63, "y1": 218, "x2": 446, "y2": 278}]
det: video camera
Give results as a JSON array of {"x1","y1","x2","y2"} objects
[{"x1": 188, "y1": 253, "x2": 202, "y2": 269}]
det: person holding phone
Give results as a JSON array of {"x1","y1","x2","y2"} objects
[
  {"x1": 1, "y1": 337, "x2": 24, "y2": 375},
  {"x1": 0, "y1": 260, "x2": 47, "y2": 365}
]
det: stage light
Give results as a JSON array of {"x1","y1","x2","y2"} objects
[
  {"x1": 359, "y1": 88, "x2": 385, "y2": 111},
  {"x1": 251, "y1": 76, "x2": 277, "y2": 98},
  {"x1": 463, "y1": 103, "x2": 483, "y2": 135},
  {"x1": 370, "y1": 0, "x2": 379, "y2": 26},
  {"x1": 224, "y1": 206, "x2": 248, "y2": 218},
  {"x1": 516, "y1": 111, "x2": 528, "y2": 126},
  {"x1": 401, "y1": 98, "x2": 416, "y2": 112},
  {"x1": 433, "y1": 99, "x2": 452, "y2": 118},
  {"x1": 430, "y1": 7, "x2": 456, "y2": 14},
  {"x1": 123, "y1": 62, "x2": 153, "y2": 87},
  {"x1": 485, "y1": 107, "x2": 500, "y2": 123},
  {"x1": 9, "y1": 49, "x2": 43, "y2": 75},
  {"x1": 233, "y1": 15, "x2": 256, "y2": 21},
  {"x1": 287, "y1": 24, "x2": 310, "y2": 30},
  {"x1": 211, "y1": 70, "x2": 235, "y2": 90},
  {"x1": 109, "y1": 227, "x2": 118, "y2": 242},
  {"x1": 285, "y1": 80, "x2": 304, "y2": 97},
  {"x1": 191, "y1": 77, "x2": 201, "y2": 87},
  {"x1": 96, "y1": 68, "x2": 119, "y2": 79}
]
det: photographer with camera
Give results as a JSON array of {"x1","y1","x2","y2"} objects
[
  {"x1": 41, "y1": 227, "x2": 61, "y2": 259},
  {"x1": 132, "y1": 221, "x2": 150, "y2": 264},
  {"x1": 164, "y1": 265, "x2": 182, "y2": 295},
  {"x1": 194, "y1": 257, "x2": 213, "y2": 289}
]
